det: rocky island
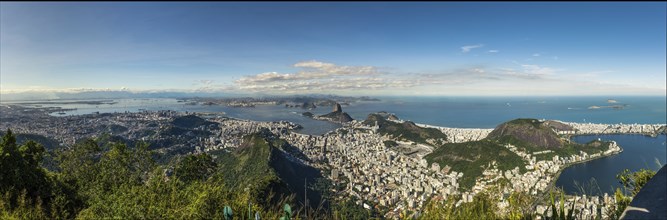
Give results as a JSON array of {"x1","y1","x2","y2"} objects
[{"x1": 314, "y1": 103, "x2": 353, "y2": 123}]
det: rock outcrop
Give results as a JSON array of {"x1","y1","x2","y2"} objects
[
  {"x1": 301, "y1": 102, "x2": 316, "y2": 109},
  {"x1": 333, "y1": 103, "x2": 342, "y2": 113},
  {"x1": 543, "y1": 120, "x2": 575, "y2": 132},
  {"x1": 387, "y1": 114, "x2": 399, "y2": 121},
  {"x1": 620, "y1": 165, "x2": 667, "y2": 219},
  {"x1": 362, "y1": 113, "x2": 446, "y2": 146},
  {"x1": 316, "y1": 102, "x2": 353, "y2": 123},
  {"x1": 487, "y1": 118, "x2": 564, "y2": 149}
]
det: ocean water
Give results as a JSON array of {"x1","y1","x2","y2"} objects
[
  {"x1": 4, "y1": 96, "x2": 665, "y2": 134},
  {"x1": 341, "y1": 96, "x2": 667, "y2": 128},
  {"x1": 3, "y1": 96, "x2": 666, "y2": 194},
  {"x1": 4, "y1": 98, "x2": 342, "y2": 136},
  {"x1": 555, "y1": 134, "x2": 667, "y2": 196}
]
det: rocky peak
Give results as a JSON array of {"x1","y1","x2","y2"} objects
[
  {"x1": 487, "y1": 118, "x2": 563, "y2": 149},
  {"x1": 333, "y1": 103, "x2": 342, "y2": 113}
]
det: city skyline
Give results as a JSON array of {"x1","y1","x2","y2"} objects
[{"x1": 1, "y1": 2, "x2": 666, "y2": 97}]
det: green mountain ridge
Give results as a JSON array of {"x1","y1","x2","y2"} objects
[
  {"x1": 211, "y1": 129, "x2": 326, "y2": 210},
  {"x1": 487, "y1": 118, "x2": 568, "y2": 149},
  {"x1": 363, "y1": 113, "x2": 447, "y2": 146},
  {"x1": 425, "y1": 118, "x2": 613, "y2": 190}
]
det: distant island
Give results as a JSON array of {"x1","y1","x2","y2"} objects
[
  {"x1": 187, "y1": 95, "x2": 380, "y2": 108},
  {"x1": 1, "y1": 103, "x2": 665, "y2": 219},
  {"x1": 588, "y1": 104, "x2": 628, "y2": 110},
  {"x1": 314, "y1": 103, "x2": 354, "y2": 123},
  {"x1": 14, "y1": 100, "x2": 117, "y2": 105}
]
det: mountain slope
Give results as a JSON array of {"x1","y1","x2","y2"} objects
[
  {"x1": 487, "y1": 118, "x2": 564, "y2": 149},
  {"x1": 425, "y1": 118, "x2": 614, "y2": 190},
  {"x1": 363, "y1": 113, "x2": 447, "y2": 146},
  {"x1": 212, "y1": 129, "x2": 325, "y2": 209}
]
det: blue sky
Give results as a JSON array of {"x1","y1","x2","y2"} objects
[{"x1": 1, "y1": 2, "x2": 665, "y2": 96}]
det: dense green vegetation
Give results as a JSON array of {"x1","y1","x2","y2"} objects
[
  {"x1": 1, "y1": 129, "x2": 83, "y2": 219},
  {"x1": 496, "y1": 135, "x2": 612, "y2": 161},
  {"x1": 487, "y1": 118, "x2": 563, "y2": 149},
  {"x1": 363, "y1": 113, "x2": 447, "y2": 146},
  {"x1": 426, "y1": 118, "x2": 615, "y2": 190},
  {"x1": 419, "y1": 183, "x2": 535, "y2": 220},
  {"x1": 608, "y1": 168, "x2": 657, "y2": 219},
  {"x1": 420, "y1": 167, "x2": 658, "y2": 220},
  {"x1": 0, "y1": 128, "x2": 369, "y2": 219},
  {"x1": 425, "y1": 139, "x2": 527, "y2": 189},
  {"x1": 0, "y1": 130, "x2": 60, "y2": 149},
  {"x1": 171, "y1": 115, "x2": 216, "y2": 129},
  {"x1": 1, "y1": 124, "x2": 658, "y2": 219},
  {"x1": 383, "y1": 140, "x2": 398, "y2": 148}
]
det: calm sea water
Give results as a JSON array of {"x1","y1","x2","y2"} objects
[
  {"x1": 555, "y1": 134, "x2": 667, "y2": 196},
  {"x1": 3, "y1": 96, "x2": 666, "y2": 194},
  {"x1": 4, "y1": 96, "x2": 665, "y2": 134},
  {"x1": 342, "y1": 96, "x2": 666, "y2": 128}
]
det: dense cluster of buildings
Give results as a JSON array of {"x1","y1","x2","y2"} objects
[
  {"x1": 280, "y1": 122, "x2": 462, "y2": 218},
  {"x1": 563, "y1": 122, "x2": 665, "y2": 136},
  {"x1": 1, "y1": 103, "x2": 664, "y2": 219},
  {"x1": 196, "y1": 118, "x2": 300, "y2": 152},
  {"x1": 0, "y1": 105, "x2": 185, "y2": 147},
  {"x1": 471, "y1": 142, "x2": 622, "y2": 218},
  {"x1": 396, "y1": 121, "x2": 492, "y2": 143}
]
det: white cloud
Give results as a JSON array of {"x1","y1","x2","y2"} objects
[
  {"x1": 495, "y1": 63, "x2": 562, "y2": 80},
  {"x1": 520, "y1": 64, "x2": 558, "y2": 75},
  {"x1": 198, "y1": 80, "x2": 214, "y2": 85},
  {"x1": 461, "y1": 44, "x2": 484, "y2": 53},
  {"x1": 533, "y1": 53, "x2": 541, "y2": 57},
  {"x1": 219, "y1": 60, "x2": 664, "y2": 96},
  {"x1": 568, "y1": 70, "x2": 614, "y2": 78},
  {"x1": 233, "y1": 61, "x2": 390, "y2": 93},
  {"x1": 236, "y1": 61, "x2": 379, "y2": 86},
  {"x1": 488, "y1": 50, "x2": 499, "y2": 53},
  {"x1": 294, "y1": 60, "x2": 378, "y2": 76}
]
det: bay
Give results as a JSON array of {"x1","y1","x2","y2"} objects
[
  {"x1": 4, "y1": 96, "x2": 665, "y2": 135},
  {"x1": 3, "y1": 96, "x2": 666, "y2": 193}
]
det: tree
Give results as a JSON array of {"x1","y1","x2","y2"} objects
[
  {"x1": 616, "y1": 168, "x2": 656, "y2": 196},
  {"x1": 609, "y1": 168, "x2": 656, "y2": 219},
  {"x1": 174, "y1": 153, "x2": 217, "y2": 183},
  {"x1": 0, "y1": 129, "x2": 81, "y2": 219},
  {"x1": 0, "y1": 129, "x2": 49, "y2": 206}
]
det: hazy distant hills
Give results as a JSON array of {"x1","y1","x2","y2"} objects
[
  {"x1": 0, "y1": 90, "x2": 383, "y2": 102},
  {"x1": 0, "y1": 90, "x2": 238, "y2": 101},
  {"x1": 171, "y1": 115, "x2": 217, "y2": 129}
]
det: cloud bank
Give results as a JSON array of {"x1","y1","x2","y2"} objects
[
  {"x1": 230, "y1": 60, "x2": 574, "y2": 94},
  {"x1": 3, "y1": 60, "x2": 662, "y2": 98},
  {"x1": 234, "y1": 60, "x2": 404, "y2": 93},
  {"x1": 225, "y1": 60, "x2": 664, "y2": 96}
]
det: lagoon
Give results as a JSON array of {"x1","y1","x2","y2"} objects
[{"x1": 555, "y1": 134, "x2": 667, "y2": 196}]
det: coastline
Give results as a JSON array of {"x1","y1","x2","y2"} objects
[
  {"x1": 531, "y1": 143, "x2": 624, "y2": 210},
  {"x1": 546, "y1": 146, "x2": 623, "y2": 194}
]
